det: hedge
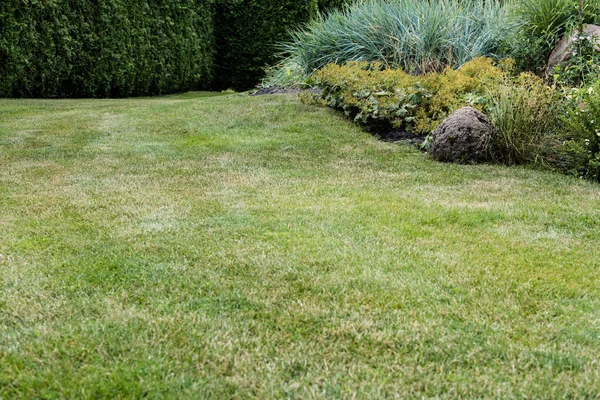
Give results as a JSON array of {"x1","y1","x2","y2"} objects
[
  {"x1": 213, "y1": 0, "x2": 319, "y2": 91},
  {"x1": 0, "y1": 0, "x2": 215, "y2": 98},
  {"x1": 318, "y1": 0, "x2": 352, "y2": 12},
  {"x1": 0, "y1": 0, "x2": 324, "y2": 97}
]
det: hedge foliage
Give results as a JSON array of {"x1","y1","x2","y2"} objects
[
  {"x1": 0, "y1": 0, "x2": 215, "y2": 98},
  {"x1": 318, "y1": 0, "x2": 352, "y2": 12},
  {"x1": 213, "y1": 0, "x2": 319, "y2": 91}
]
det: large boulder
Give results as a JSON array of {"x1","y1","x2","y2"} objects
[
  {"x1": 547, "y1": 24, "x2": 600, "y2": 74},
  {"x1": 429, "y1": 107, "x2": 493, "y2": 163}
]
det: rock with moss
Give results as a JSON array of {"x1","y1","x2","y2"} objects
[{"x1": 429, "y1": 107, "x2": 493, "y2": 163}]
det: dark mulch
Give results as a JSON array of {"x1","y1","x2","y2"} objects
[
  {"x1": 250, "y1": 86, "x2": 323, "y2": 96},
  {"x1": 250, "y1": 86, "x2": 303, "y2": 96},
  {"x1": 376, "y1": 130, "x2": 426, "y2": 147}
]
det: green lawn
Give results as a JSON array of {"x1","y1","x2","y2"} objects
[{"x1": 1, "y1": 92, "x2": 599, "y2": 398}]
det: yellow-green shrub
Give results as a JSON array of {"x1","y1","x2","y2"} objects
[{"x1": 312, "y1": 57, "x2": 509, "y2": 135}]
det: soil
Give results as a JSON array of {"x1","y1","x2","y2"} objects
[
  {"x1": 376, "y1": 129, "x2": 425, "y2": 147},
  {"x1": 250, "y1": 86, "x2": 303, "y2": 96},
  {"x1": 250, "y1": 86, "x2": 323, "y2": 96}
]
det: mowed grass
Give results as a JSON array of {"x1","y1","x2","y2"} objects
[{"x1": 0, "y1": 92, "x2": 599, "y2": 399}]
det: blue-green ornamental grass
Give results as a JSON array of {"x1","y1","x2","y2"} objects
[
  {"x1": 268, "y1": 0, "x2": 600, "y2": 86},
  {"x1": 269, "y1": 0, "x2": 511, "y2": 85},
  {"x1": 1, "y1": 93, "x2": 600, "y2": 398}
]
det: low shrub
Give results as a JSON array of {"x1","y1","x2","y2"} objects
[
  {"x1": 556, "y1": 83, "x2": 600, "y2": 181},
  {"x1": 311, "y1": 56, "x2": 569, "y2": 168},
  {"x1": 311, "y1": 57, "x2": 507, "y2": 135}
]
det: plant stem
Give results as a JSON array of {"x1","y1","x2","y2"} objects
[{"x1": 579, "y1": 0, "x2": 584, "y2": 34}]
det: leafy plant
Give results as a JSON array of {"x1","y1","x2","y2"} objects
[
  {"x1": 553, "y1": 32, "x2": 600, "y2": 87},
  {"x1": 311, "y1": 57, "x2": 507, "y2": 135},
  {"x1": 515, "y1": 0, "x2": 573, "y2": 46},
  {"x1": 312, "y1": 56, "x2": 567, "y2": 168},
  {"x1": 557, "y1": 82, "x2": 600, "y2": 181},
  {"x1": 504, "y1": 0, "x2": 600, "y2": 73}
]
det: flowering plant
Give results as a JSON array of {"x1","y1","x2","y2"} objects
[
  {"x1": 557, "y1": 80, "x2": 600, "y2": 181},
  {"x1": 553, "y1": 32, "x2": 600, "y2": 87}
]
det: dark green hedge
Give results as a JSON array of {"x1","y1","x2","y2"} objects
[
  {"x1": 213, "y1": 0, "x2": 318, "y2": 91},
  {"x1": 318, "y1": 0, "x2": 351, "y2": 12},
  {"x1": 0, "y1": 0, "x2": 215, "y2": 98}
]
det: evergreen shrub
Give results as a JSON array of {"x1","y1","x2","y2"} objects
[
  {"x1": 0, "y1": 0, "x2": 215, "y2": 98},
  {"x1": 213, "y1": 0, "x2": 318, "y2": 91}
]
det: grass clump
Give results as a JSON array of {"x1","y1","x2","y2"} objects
[
  {"x1": 268, "y1": 0, "x2": 600, "y2": 85},
  {"x1": 487, "y1": 73, "x2": 563, "y2": 165}
]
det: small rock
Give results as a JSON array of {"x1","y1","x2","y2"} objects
[{"x1": 429, "y1": 107, "x2": 493, "y2": 163}]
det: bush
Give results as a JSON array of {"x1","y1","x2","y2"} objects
[
  {"x1": 553, "y1": 32, "x2": 600, "y2": 87},
  {"x1": 0, "y1": 0, "x2": 215, "y2": 98},
  {"x1": 311, "y1": 57, "x2": 507, "y2": 135},
  {"x1": 213, "y1": 0, "x2": 318, "y2": 91},
  {"x1": 487, "y1": 73, "x2": 562, "y2": 164},
  {"x1": 269, "y1": 0, "x2": 511, "y2": 86},
  {"x1": 556, "y1": 83, "x2": 600, "y2": 181}
]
